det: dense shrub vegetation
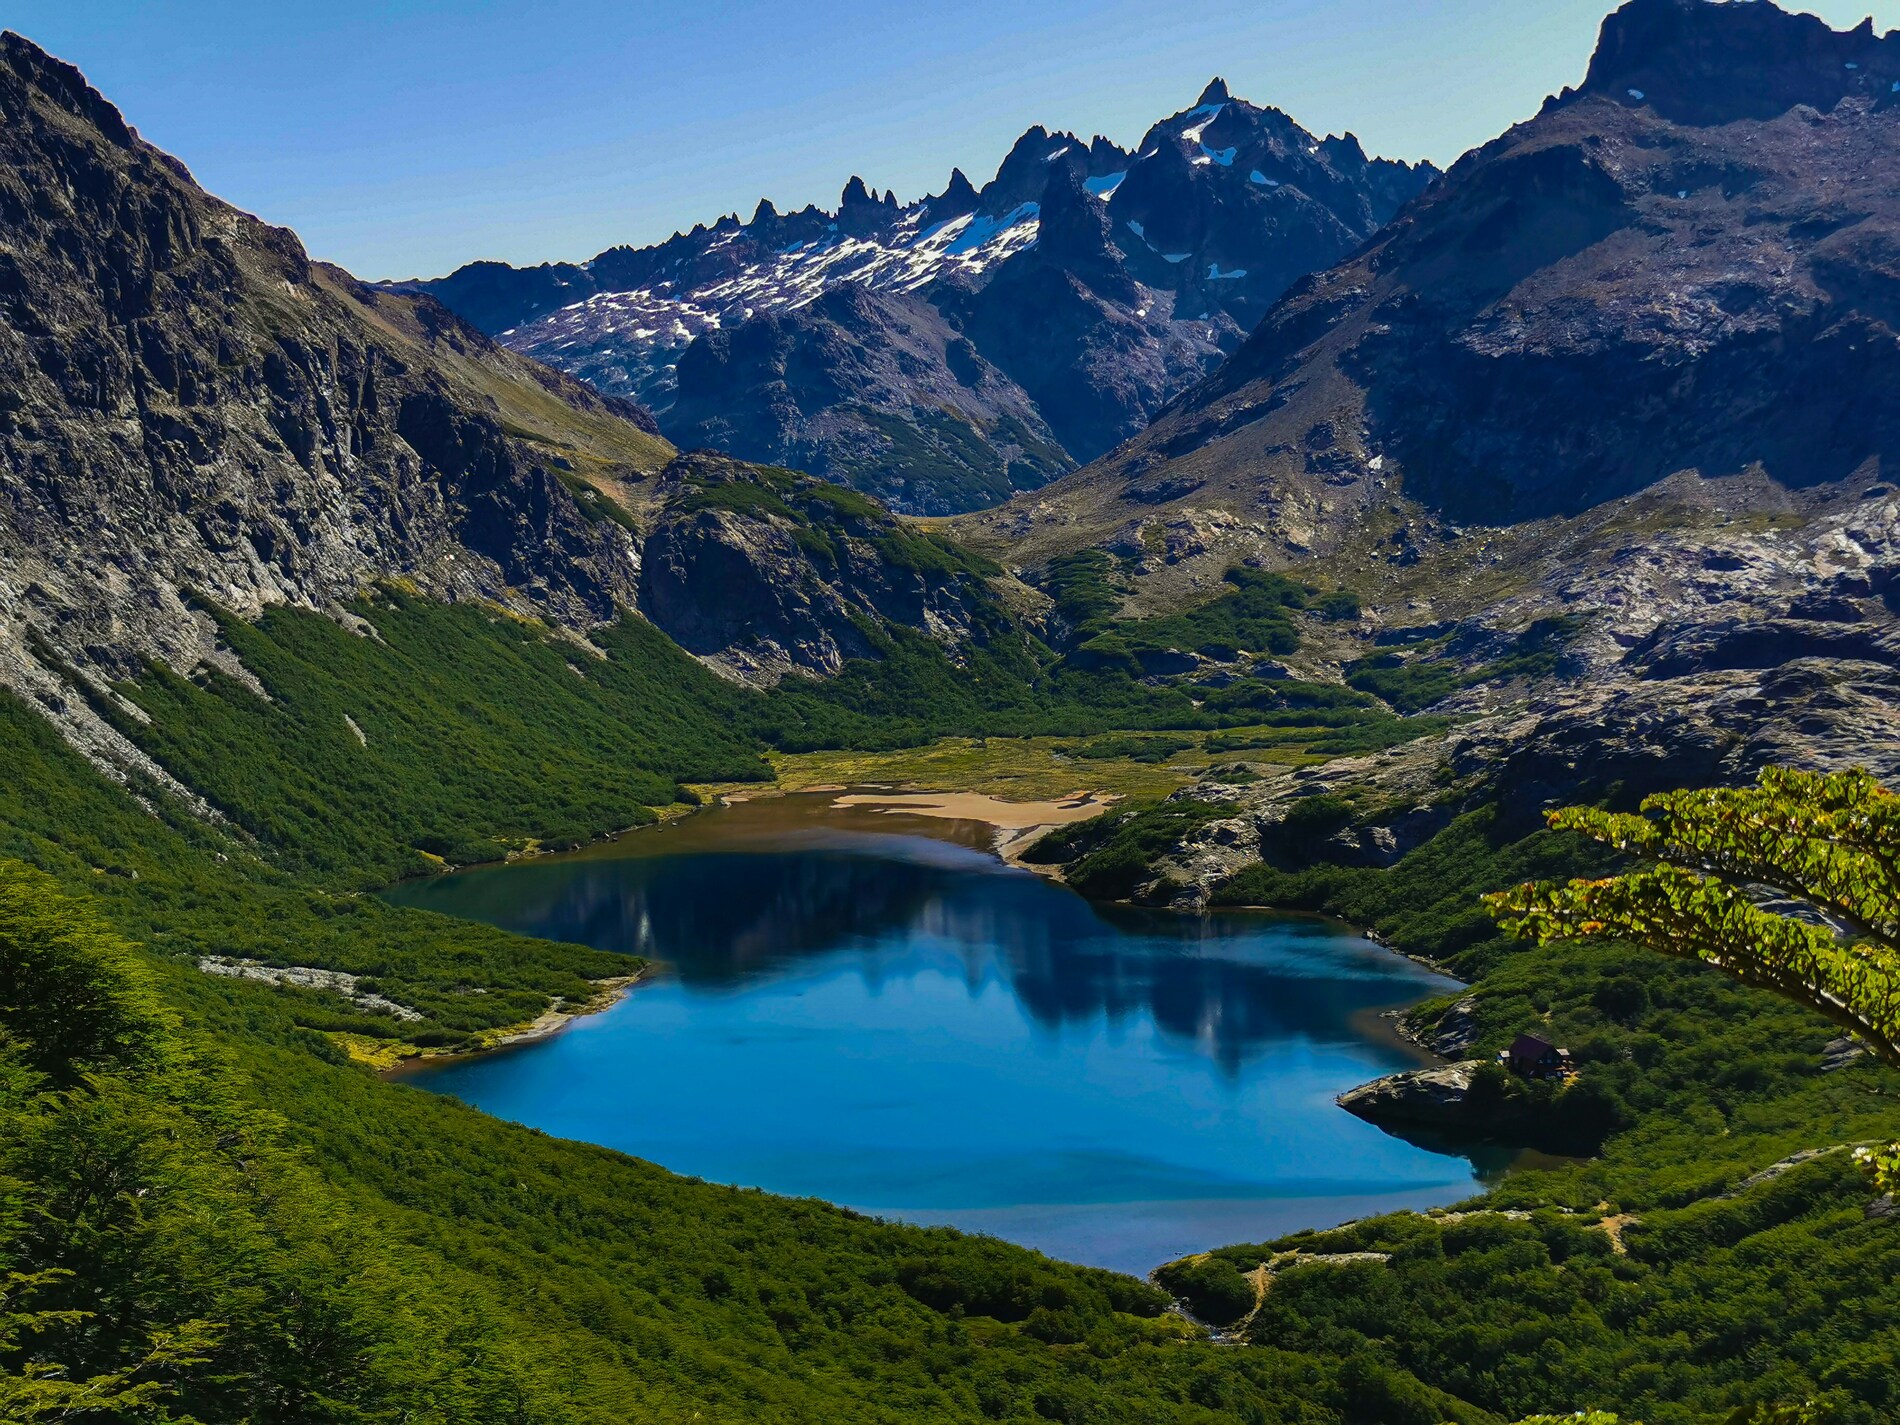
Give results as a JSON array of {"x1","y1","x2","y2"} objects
[
  {"x1": 759, "y1": 566, "x2": 1434, "y2": 753},
  {"x1": 101, "y1": 591, "x2": 769, "y2": 886},
  {"x1": 1345, "y1": 618, "x2": 1581, "y2": 713},
  {"x1": 1194, "y1": 805, "x2": 1900, "y2": 1423},
  {"x1": 1021, "y1": 799, "x2": 1239, "y2": 901},
  {"x1": 1, "y1": 553, "x2": 1887, "y2": 1422},
  {"x1": 1, "y1": 855, "x2": 1382, "y2": 1423}
]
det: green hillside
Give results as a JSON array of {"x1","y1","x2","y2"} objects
[{"x1": 1, "y1": 582, "x2": 1892, "y2": 1423}]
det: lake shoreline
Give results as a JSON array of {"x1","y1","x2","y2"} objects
[
  {"x1": 373, "y1": 968, "x2": 654, "y2": 1078},
  {"x1": 388, "y1": 787, "x2": 1464, "y2": 1088},
  {"x1": 394, "y1": 801, "x2": 1484, "y2": 1275}
]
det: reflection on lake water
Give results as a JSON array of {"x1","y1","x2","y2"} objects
[{"x1": 387, "y1": 796, "x2": 1488, "y2": 1274}]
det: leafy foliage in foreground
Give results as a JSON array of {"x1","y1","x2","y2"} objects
[
  {"x1": 1489, "y1": 766, "x2": 1900, "y2": 1192},
  {"x1": 0, "y1": 860, "x2": 564, "y2": 1422},
  {"x1": 1185, "y1": 804, "x2": 1900, "y2": 1424}
]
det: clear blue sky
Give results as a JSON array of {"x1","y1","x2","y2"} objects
[{"x1": 9, "y1": 1, "x2": 1896, "y2": 280}]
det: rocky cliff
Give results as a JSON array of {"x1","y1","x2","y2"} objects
[
  {"x1": 636, "y1": 453, "x2": 1004, "y2": 684},
  {"x1": 0, "y1": 31, "x2": 676, "y2": 771}
]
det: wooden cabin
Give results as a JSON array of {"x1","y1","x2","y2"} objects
[{"x1": 1501, "y1": 1032, "x2": 1574, "y2": 1081}]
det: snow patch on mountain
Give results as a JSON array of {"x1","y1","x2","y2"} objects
[{"x1": 499, "y1": 201, "x2": 1048, "y2": 406}]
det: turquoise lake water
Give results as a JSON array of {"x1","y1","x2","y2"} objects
[{"x1": 386, "y1": 796, "x2": 1484, "y2": 1274}]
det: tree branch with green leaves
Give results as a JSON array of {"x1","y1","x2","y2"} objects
[{"x1": 1486, "y1": 766, "x2": 1899, "y2": 1195}]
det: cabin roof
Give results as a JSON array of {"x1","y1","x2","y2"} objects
[{"x1": 1508, "y1": 1032, "x2": 1557, "y2": 1058}]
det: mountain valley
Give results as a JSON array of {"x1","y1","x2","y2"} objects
[{"x1": 0, "y1": 3, "x2": 1897, "y2": 1423}]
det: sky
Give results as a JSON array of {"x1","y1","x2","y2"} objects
[{"x1": 9, "y1": 1, "x2": 1899, "y2": 281}]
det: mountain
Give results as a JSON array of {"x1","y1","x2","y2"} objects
[
  {"x1": 957, "y1": 0, "x2": 1900, "y2": 899},
  {"x1": 0, "y1": 28, "x2": 1008, "y2": 800},
  {"x1": 0, "y1": 30, "x2": 679, "y2": 720},
  {"x1": 398, "y1": 83, "x2": 1436, "y2": 513},
  {"x1": 657, "y1": 283, "x2": 1073, "y2": 513},
  {"x1": 963, "y1": 0, "x2": 1900, "y2": 561}
]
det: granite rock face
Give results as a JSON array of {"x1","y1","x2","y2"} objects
[
  {"x1": 0, "y1": 31, "x2": 668, "y2": 758},
  {"x1": 1338, "y1": 1062, "x2": 1487, "y2": 1130},
  {"x1": 636, "y1": 453, "x2": 998, "y2": 685}
]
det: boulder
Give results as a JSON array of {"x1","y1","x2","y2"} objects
[{"x1": 1337, "y1": 1061, "x2": 1486, "y2": 1130}]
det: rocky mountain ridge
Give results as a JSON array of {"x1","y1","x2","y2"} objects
[
  {"x1": 400, "y1": 82, "x2": 1436, "y2": 513},
  {"x1": 0, "y1": 34, "x2": 981, "y2": 778},
  {"x1": 960, "y1": 0, "x2": 1900, "y2": 569}
]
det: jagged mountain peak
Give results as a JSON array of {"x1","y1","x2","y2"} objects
[
  {"x1": 965, "y1": 0, "x2": 1900, "y2": 578},
  {"x1": 921, "y1": 166, "x2": 983, "y2": 227},
  {"x1": 1031, "y1": 164, "x2": 1137, "y2": 304},
  {"x1": 977, "y1": 123, "x2": 1127, "y2": 215},
  {"x1": 940, "y1": 166, "x2": 979, "y2": 202},
  {"x1": 404, "y1": 79, "x2": 1435, "y2": 514},
  {"x1": 1196, "y1": 76, "x2": 1231, "y2": 106}
]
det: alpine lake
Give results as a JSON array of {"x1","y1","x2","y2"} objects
[{"x1": 385, "y1": 792, "x2": 1502, "y2": 1275}]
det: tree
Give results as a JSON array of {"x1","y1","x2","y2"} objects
[
  {"x1": 0, "y1": 1269, "x2": 218, "y2": 1423},
  {"x1": 1486, "y1": 766, "x2": 1899, "y2": 1194}
]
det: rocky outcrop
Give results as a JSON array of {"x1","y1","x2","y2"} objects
[
  {"x1": 401, "y1": 82, "x2": 1433, "y2": 513},
  {"x1": 1338, "y1": 1061, "x2": 1489, "y2": 1130},
  {"x1": 1822, "y1": 1036, "x2": 1870, "y2": 1072},
  {"x1": 637, "y1": 453, "x2": 1000, "y2": 684},
  {"x1": 662, "y1": 285, "x2": 1069, "y2": 514},
  {"x1": 0, "y1": 31, "x2": 672, "y2": 770},
  {"x1": 1416, "y1": 997, "x2": 1483, "y2": 1059}
]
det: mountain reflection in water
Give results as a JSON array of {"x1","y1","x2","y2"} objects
[{"x1": 386, "y1": 797, "x2": 1484, "y2": 1273}]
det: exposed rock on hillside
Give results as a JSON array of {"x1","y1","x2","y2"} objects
[
  {"x1": 637, "y1": 454, "x2": 1003, "y2": 684},
  {"x1": 401, "y1": 82, "x2": 1434, "y2": 513},
  {"x1": 1058, "y1": 476, "x2": 1900, "y2": 914},
  {"x1": 662, "y1": 285, "x2": 1069, "y2": 514},
  {"x1": 0, "y1": 31, "x2": 670, "y2": 758}
]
